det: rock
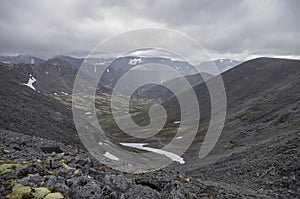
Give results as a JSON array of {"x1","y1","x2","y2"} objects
[
  {"x1": 68, "y1": 180, "x2": 102, "y2": 199},
  {"x1": 17, "y1": 173, "x2": 42, "y2": 187},
  {"x1": 40, "y1": 146, "x2": 63, "y2": 154},
  {"x1": 6, "y1": 183, "x2": 32, "y2": 199},
  {"x1": 104, "y1": 174, "x2": 130, "y2": 192},
  {"x1": 123, "y1": 185, "x2": 161, "y2": 199},
  {"x1": 43, "y1": 175, "x2": 58, "y2": 187}
]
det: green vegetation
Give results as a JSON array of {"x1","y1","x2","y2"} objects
[
  {"x1": 54, "y1": 92, "x2": 161, "y2": 119},
  {"x1": 1, "y1": 159, "x2": 66, "y2": 199},
  {"x1": 0, "y1": 162, "x2": 29, "y2": 176},
  {"x1": 32, "y1": 187, "x2": 51, "y2": 199},
  {"x1": 5, "y1": 182, "x2": 64, "y2": 199},
  {"x1": 7, "y1": 183, "x2": 32, "y2": 199}
]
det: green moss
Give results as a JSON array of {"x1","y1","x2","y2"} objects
[
  {"x1": 44, "y1": 192, "x2": 64, "y2": 199},
  {"x1": 0, "y1": 163, "x2": 26, "y2": 175},
  {"x1": 6, "y1": 183, "x2": 32, "y2": 199},
  {"x1": 3, "y1": 179, "x2": 16, "y2": 189},
  {"x1": 32, "y1": 187, "x2": 51, "y2": 199},
  {"x1": 55, "y1": 111, "x2": 62, "y2": 116},
  {"x1": 22, "y1": 91, "x2": 30, "y2": 96},
  {"x1": 74, "y1": 169, "x2": 80, "y2": 175},
  {"x1": 0, "y1": 148, "x2": 7, "y2": 155},
  {"x1": 5, "y1": 182, "x2": 65, "y2": 199},
  {"x1": 42, "y1": 163, "x2": 50, "y2": 170},
  {"x1": 59, "y1": 159, "x2": 72, "y2": 170},
  {"x1": 40, "y1": 177, "x2": 45, "y2": 186},
  {"x1": 47, "y1": 186, "x2": 56, "y2": 192}
]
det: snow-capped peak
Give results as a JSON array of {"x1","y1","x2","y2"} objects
[{"x1": 128, "y1": 57, "x2": 142, "y2": 65}]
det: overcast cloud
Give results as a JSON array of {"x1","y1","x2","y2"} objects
[{"x1": 0, "y1": 0, "x2": 299, "y2": 61}]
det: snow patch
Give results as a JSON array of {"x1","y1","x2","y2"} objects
[
  {"x1": 31, "y1": 59, "x2": 35, "y2": 64},
  {"x1": 174, "y1": 121, "x2": 180, "y2": 124},
  {"x1": 120, "y1": 143, "x2": 185, "y2": 164},
  {"x1": 175, "y1": 136, "x2": 183, "y2": 140},
  {"x1": 61, "y1": 91, "x2": 68, "y2": 95},
  {"x1": 106, "y1": 68, "x2": 110, "y2": 73},
  {"x1": 92, "y1": 61, "x2": 106, "y2": 65},
  {"x1": 128, "y1": 57, "x2": 142, "y2": 65},
  {"x1": 104, "y1": 152, "x2": 119, "y2": 161},
  {"x1": 23, "y1": 74, "x2": 36, "y2": 91}
]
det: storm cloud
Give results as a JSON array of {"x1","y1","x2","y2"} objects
[{"x1": 0, "y1": 0, "x2": 299, "y2": 60}]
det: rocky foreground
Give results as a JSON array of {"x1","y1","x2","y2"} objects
[{"x1": 0, "y1": 130, "x2": 275, "y2": 199}]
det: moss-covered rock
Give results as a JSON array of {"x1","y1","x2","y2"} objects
[
  {"x1": 44, "y1": 192, "x2": 64, "y2": 199},
  {"x1": 32, "y1": 187, "x2": 51, "y2": 199},
  {"x1": 5, "y1": 183, "x2": 65, "y2": 199},
  {"x1": 6, "y1": 183, "x2": 32, "y2": 199},
  {"x1": 0, "y1": 163, "x2": 27, "y2": 175}
]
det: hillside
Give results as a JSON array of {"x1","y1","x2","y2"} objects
[{"x1": 0, "y1": 57, "x2": 299, "y2": 198}]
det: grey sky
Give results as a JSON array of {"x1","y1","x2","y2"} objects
[{"x1": 0, "y1": 0, "x2": 299, "y2": 60}]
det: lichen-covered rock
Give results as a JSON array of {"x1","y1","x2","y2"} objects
[
  {"x1": 32, "y1": 187, "x2": 51, "y2": 199},
  {"x1": 0, "y1": 163, "x2": 28, "y2": 176},
  {"x1": 44, "y1": 192, "x2": 64, "y2": 199},
  {"x1": 6, "y1": 183, "x2": 32, "y2": 199}
]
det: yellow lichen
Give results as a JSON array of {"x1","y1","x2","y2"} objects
[
  {"x1": 44, "y1": 192, "x2": 64, "y2": 199},
  {"x1": 32, "y1": 187, "x2": 51, "y2": 199},
  {"x1": 0, "y1": 163, "x2": 25, "y2": 175},
  {"x1": 177, "y1": 177, "x2": 191, "y2": 183},
  {"x1": 6, "y1": 183, "x2": 32, "y2": 199}
]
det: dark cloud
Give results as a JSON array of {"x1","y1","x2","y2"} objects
[{"x1": 0, "y1": 0, "x2": 299, "y2": 60}]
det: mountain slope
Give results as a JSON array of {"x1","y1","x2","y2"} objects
[
  {"x1": 0, "y1": 61, "x2": 82, "y2": 146},
  {"x1": 198, "y1": 59, "x2": 241, "y2": 74},
  {"x1": 179, "y1": 57, "x2": 300, "y2": 197},
  {"x1": 164, "y1": 57, "x2": 300, "y2": 163}
]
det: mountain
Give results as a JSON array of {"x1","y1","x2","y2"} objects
[
  {"x1": 0, "y1": 57, "x2": 299, "y2": 198},
  {"x1": 95, "y1": 56, "x2": 198, "y2": 87},
  {"x1": 98, "y1": 57, "x2": 300, "y2": 197},
  {"x1": 54, "y1": 55, "x2": 84, "y2": 68},
  {"x1": 133, "y1": 72, "x2": 213, "y2": 101},
  {"x1": 170, "y1": 57, "x2": 300, "y2": 197},
  {"x1": 159, "y1": 57, "x2": 300, "y2": 163},
  {"x1": 198, "y1": 59, "x2": 241, "y2": 74},
  {"x1": 0, "y1": 55, "x2": 45, "y2": 65}
]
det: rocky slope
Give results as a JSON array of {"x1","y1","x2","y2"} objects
[
  {"x1": 0, "y1": 61, "x2": 82, "y2": 147},
  {"x1": 0, "y1": 130, "x2": 269, "y2": 199}
]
